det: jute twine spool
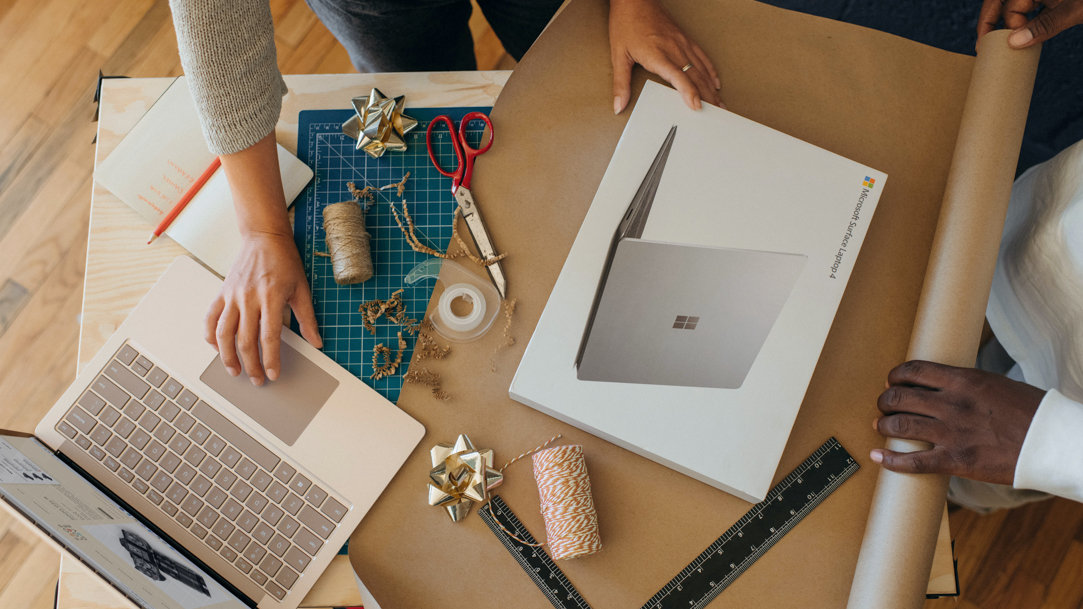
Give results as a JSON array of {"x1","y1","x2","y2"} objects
[
  {"x1": 532, "y1": 445, "x2": 602, "y2": 560},
  {"x1": 322, "y1": 200, "x2": 373, "y2": 285}
]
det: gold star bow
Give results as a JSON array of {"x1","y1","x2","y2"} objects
[
  {"x1": 342, "y1": 88, "x2": 419, "y2": 158},
  {"x1": 427, "y1": 434, "x2": 503, "y2": 522}
]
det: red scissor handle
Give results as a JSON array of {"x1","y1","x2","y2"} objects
[{"x1": 426, "y1": 112, "x2": 494, "y2": 191}]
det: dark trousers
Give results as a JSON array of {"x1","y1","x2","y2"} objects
[{"x1": 305, "y1": 0, "x2": 565, "y2": 72}]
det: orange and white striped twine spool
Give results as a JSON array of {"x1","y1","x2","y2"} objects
[{"x1": 532, "y1": 445, "x2": 602, "y2": 560}]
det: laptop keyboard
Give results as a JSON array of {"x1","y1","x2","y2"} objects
[{"x1": 55, "y1": 342, "x2": 349, "y2": 602}]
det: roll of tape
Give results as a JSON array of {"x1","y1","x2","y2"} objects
[{"x1": 437, "y1": 283, "x2": 487, "y2": 333}]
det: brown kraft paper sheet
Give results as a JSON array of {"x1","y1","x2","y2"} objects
[{"x1": 349, "y1": 0, "x2": 1039, "y2": 607}]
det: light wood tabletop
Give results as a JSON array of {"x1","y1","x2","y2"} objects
[{"x1": 61, "y1": 70, "x2": 509, "y2": 609}]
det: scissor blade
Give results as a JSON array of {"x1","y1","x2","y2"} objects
[{"x1": 454, "y1": 188, "x2": 508, "y2": 299}]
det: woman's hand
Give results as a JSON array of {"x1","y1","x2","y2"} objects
[
  {"x1": 207, "y1": 131, "x2": 321, "y2": 386},
  {"x1": 205, "y1": 231, "x2": 321, "y2": 385},
  {"x1": 609, "y1": 0, "x2": 722, "y2": 114}
]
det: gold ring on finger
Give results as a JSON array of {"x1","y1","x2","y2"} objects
[{"x1": 681, "y1": 63, "x2": 693, "y2": 72}]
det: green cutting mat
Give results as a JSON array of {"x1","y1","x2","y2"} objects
[{"x1": 293, "y1": 107, "x2": 490, "y2": 403}]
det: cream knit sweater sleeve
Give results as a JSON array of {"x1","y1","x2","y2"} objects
[{"x1": 168, "y1": 0, "x2": 288, "y2": 155}]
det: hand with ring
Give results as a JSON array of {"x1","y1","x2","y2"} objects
[{"x1": 609, "y1": 0, "x2": 723, "y2": 114}]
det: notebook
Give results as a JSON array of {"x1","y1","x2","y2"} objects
[{"x1": 96, "y1": 77, "x2": 313, "y2": 276}]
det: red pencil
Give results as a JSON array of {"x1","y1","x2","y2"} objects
[{"x1": 147, "y1": 156, "x2": 222, "y2": 244}]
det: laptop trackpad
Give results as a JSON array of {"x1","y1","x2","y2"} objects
[{"x1": 200, "y1": 342, "x2": 339, "y2": 446}]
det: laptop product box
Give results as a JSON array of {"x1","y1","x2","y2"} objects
[{"x1": 510, "y1": 82, "x2": 887, "y2": 501}]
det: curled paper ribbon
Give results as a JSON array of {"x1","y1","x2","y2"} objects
[
  {"x1": 342, "y1": 88, "x2": 419, "y2": 158},
  {"x1": 427, "y1": 434, "x2": 503, "y2": 522}
]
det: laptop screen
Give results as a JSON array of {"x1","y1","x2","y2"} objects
[{"x1": 0, "y1": 434, "x2": 249, "y2": 609}]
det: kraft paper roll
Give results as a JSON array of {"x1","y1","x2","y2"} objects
[{"x1": 847, "y1": 31, "x2": 1041, "y2": 609}]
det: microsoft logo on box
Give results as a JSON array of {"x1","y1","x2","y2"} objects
[{"x1": 863, "y1": 176, "x2": 876, "y2": 189}]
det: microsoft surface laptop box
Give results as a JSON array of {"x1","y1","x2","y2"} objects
[
  {"x1": 27, "y1": 256, "x2": 424, "y2": 609},
  {"x1": 576, "y1": 127, "x2": 806, "y2": 388}
]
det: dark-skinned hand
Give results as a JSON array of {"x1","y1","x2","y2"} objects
[
  {"x1": 872, "y1": 360, "x2": 1047, "y2": 485},
  {"x1": 978, "y1": 0, "x2": 1083, "y2": 48}
]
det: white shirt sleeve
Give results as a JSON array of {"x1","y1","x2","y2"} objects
[{"x1": 1014, "y1": 389, "x2": 1083, "y2": 502}]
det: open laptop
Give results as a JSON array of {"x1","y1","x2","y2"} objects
[
  {"x1": 575, "y1": 126, "x2": 807, "y2": 389},
  {"x1": 4, "y1": 256, "x2": 424, "y2": 609}
]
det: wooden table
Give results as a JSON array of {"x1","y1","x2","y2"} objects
[{"x1": 59, "y1": 71, "x2": 509, "y2": 609}]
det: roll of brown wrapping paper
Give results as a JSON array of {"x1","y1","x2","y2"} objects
[{"x1": 847, "y1": 32, "x2": 1041, "y2": 609}]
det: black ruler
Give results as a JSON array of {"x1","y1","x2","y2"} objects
[
  {"x1": 641, "y1": 437, "x2": 860, "y2": 609},
  {"x1": 481, "y1": 437, "x2": 858, "y2": 609},
  {"x1": 481, "y1": 495, "x2": 593, "y2": 609}
]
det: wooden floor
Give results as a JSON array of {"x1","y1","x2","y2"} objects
[{"x1": 0, "y1": 1, "x2": 1077, "y2": 608}]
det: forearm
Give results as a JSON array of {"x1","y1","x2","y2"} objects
[
  {"x1": 169, "y1": 0, "x2": 287, "y2": 155},
  {"x1": 219, "y1": 131, "x2": 291, "y2": 237}
]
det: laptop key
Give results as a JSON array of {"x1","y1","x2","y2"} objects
[
  {"x1": 159, "y1": 452, "x2": 181, "y2": 473},
  {"x1": 267, "y1": 482, "x2": 287, "y2": 503},
  {"x1": 181, "y1": 495, "x2": 204, "y2": 516},
  {"x1": 89, "y1": 445, "x2": 106, "y2": 461},
  {"x1": 220, "y1": 547, "x2": 238, "y2": 563},
  {"x1": 177, "y1": 513, "x2": 194, "y2": 528},
  {"x1": 222, "y1": 499, "x2": 243, "y2": 520},
  {"x1": 102, "y1": 456, "x2": 120, "y2": 472},
  {"x1": 146, "y1": 441, "x2": 166, "y2": 462},
  {"x1": 298, "y1": 506, "x2": 334, "y2": 540},
  {"x1": 159, "y1": 401, "x2": 181, "y2": 422},
  {"x1": 153, "y1": 471, "x2": 173, "y2": 492},
  {"x1": 262, "y1": 505, "x2": 284, "y2": 527},
  {"x1": 168, "y1": 435, "x2": 191, "y2": 455},
  {"x1": 177, "y1": 390, "x2": 198, "y2": 410},
  {"x1": 288, "y1": 474, "x2": 311, "y2": 496},
  {"x1": 243, "y1": 544, "x2": 266, "y2": 565},
  {"x1": 199, "y1": 458, "x2": 222, "y2": 478},
  {"x1": 282, "y1": 494, "x2": 303, "y2": 516},
  {"x1": 99, "y1": 406, "x2": 121, "y2": 427},
  {"x1": 206, "y1": 535, "x2": 222, "y2": 551},
  {"x1": 175, "y1": 412, "x2": 195, "y2": 433},
  {"x1": 277, "y1": 517, "x2": 299, "y2": 538},
  {"x1": 89, "y1": 424, "x2": 111, "y2": 446},
  {"x1": 92, "y1": 376, "x2": 129, "y2": 408},
  {"x1": 146, "y1": 490, "x2": 163, "y2": 505},
  {"x1": 116, "y1": 344, "x2": 139, "y2": 365},
  {"x1": 162, "y1": 378, "x2": 183, "y2": 399},
  {"x1": 105, "y1": 361, "x2": 149, "y2": 399},
  {"x1": 237, "y1": 510, "x2": 258, "y2": 533},
  {"x1": 220, "y1": 447, "x2": 241, "y2": 469},
  {"x1": 191, "y1": 525, "x2": 208, "y2": 540},
  {"x1": 75, "y1": 435, "x2": 91, "y2": 450},
  {"x1": 192, "y1": 401, "x2": 279, "y2": 472},
  {"x1": 120, "y1": 448, "x2": 142, "y2": 469},
  {"x1": 321, "y1": 498, "x2": 347, "y2": 523},
  {"x1": 166, "y1": 482, "x2": 188, "y2": 504},
  {"x1": 131, "y1": 360, "x2": 151, "y2": 377},
  {"x1": 129, "y1": 430, "x2": 151, "y2": 450},
  {"x1": 237, "y1": 459, "x2": 257, "y2": 480},
  {"x1": 105, "y1": 437, "x2": 126, "y2": 457},
  {"x1": 252, "y1": 522, "x2": 274, "y2": 545},
  {"x1": 146, "y1": 367, "x2": 168, "y2": 388},
  {"x1": 133, "y1": 479, "x2": 149, "y2": 494},
  {"x1": 197, "y1": 506, "x2": 218, "y2": 528},
  {"x1": 78, "y1": 392, "x2": 106, "y2": 415},
  {"x1": 268, "y1": 535, "x2": 289, "y2": 557},
  {"x1": 265, "y1": 583, "x2": 286, "y2": 601},
  {"x1": 215, "y1": 469, "x2": 237, "y2": 491},
  {"x1": 137, "y1": 411, "x2": 160, "y2": 432},
  {"x1": 294, "y1": 527, "x2": 323, "y2": 556},
  {"x1": 117, "y1": 468, "x2": 134, "y2": 483},
  {"x1": 205, "y1": 435, "x2": 226, "y2": 457},
  {"x1": 176, "y1": 464, "x2": 197, "y2": 485},
  {"x1": 251, "y1": 570, "x2": 267, "y2": 586},
  {"x1": 245, "y1": 493, "x2": 268, "y2": 515},
  {"x1": 123, "y1": 401, "x2": 145, "y2": 422},
  {"x1": 227, "y1": 531, "x2": 250, "y2": 553},
  {"x1": 250, "y1": 470, "x2": 273, "y2": 492},
  {"x1": 213, "y1": 518, "x2": 235, "y2": 541},
  {"x1": 66, "y1": 407, "x2": 97, "y2": 434},
  {"x1": 135, "y1": 459, "x2": 156, "y2": 480},
  {"x1": 275, "y1": 567, "x2": 298, "y2": 590},
  {"x1": 153, "y1": 424, "x2": 175, "y2": 444},
  {"x1": 284, "y1": 546, "x2": 311, "y2": 572},
  {"x1": 191, "y1": 475, "x2": 212, "y2": 497},
  {"x1": 144, "y1": 390, "x2": 165, "y2": 409},
  {"x1": 273, "y1": 462, "x2": 296, "y2": 484},
  {"x1": 113, "y1": 417, "x2": 136, "y2": 438},
  {"x1": 185, "y1": 446, "x2": 206, "y2": 466},
  {"x1": 231, "y1": 481, "x2": 252, "y2": 503},
  {"x1": 134, "y1": 355, "x2": 154, "y2": 372},
  {"x1": 305, "y1": 486, "x2": 327, "y2": 509},
  {"x1": 191, "y1": 424, "x2": 211, "y2": 445},
  {"x1": 56, "y1": 421, "x2": 78, "y2": 439},
  {"x1": 206, "y1": 487, "x2": 228, "y2": 509},
  {"x1": 259, "y1": 555, "x2": 282, "y2": 577},
  {"x1": 162, "y1": 501, "x2": 178, "y2": 517},
  {"x1": 236, "y1": 559, "x2": 252, "y2": 574}
]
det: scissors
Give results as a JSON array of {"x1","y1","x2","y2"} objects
[{"x1": 425, "y1": 111, "x2": 507, "y2": 299}]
